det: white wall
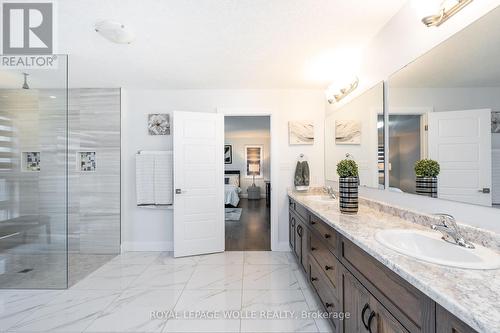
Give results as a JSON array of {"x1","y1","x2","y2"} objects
[
  {"x1": 122, "y1": 89, "x2": 325, "y2": 251},
  {"x1": 325, "y1": 1, "x2": 500, "y2": 233}
]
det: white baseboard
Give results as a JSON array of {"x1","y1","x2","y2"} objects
[
  {"x1": 121, "y1": 241, "x2": 173, "y2": 252},
  {"x1": 273, "y1": 241, "x2": 292, "y2": 252}
]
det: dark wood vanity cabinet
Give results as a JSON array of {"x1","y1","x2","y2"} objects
[
  {"x1": 435, "y1": 306, "x2": 477, "y2": 333},
  {"x1": 343, "y1": 269, "x2": 409, "y2": 333},
  {"x1": 289, "y1": 199, "x2": 310, "y2": 273},
  {"x1": 288, "y1": 198, "x2": 478, "y2": 333}
]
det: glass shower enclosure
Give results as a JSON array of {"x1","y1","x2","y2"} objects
[{"x1": 0, "y1": 56, "x2": 68, "y2": 288}]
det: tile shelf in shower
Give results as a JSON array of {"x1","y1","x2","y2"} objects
[{"x1": 21, "y1": 151, "x2": 41, "y2": 172}]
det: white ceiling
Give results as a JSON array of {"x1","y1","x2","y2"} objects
[
  {"x1": 53, "y1": 0, "x2": 405, "y2": 89},
  {"x1": 390, "y1": 5, "x2": 500, "y2": 88}
]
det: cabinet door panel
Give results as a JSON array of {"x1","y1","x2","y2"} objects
[
  {"x1": 436, "y1": 305, "x2": 477, "y2": 333},
  {"x1": 289, "y1": 212, "x2": 296, "y2": 252},
  {"x1": 343, "y1": 270, "x2": 409, "y2": 333}
]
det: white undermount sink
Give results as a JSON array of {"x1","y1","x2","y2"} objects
[{"x1": 375, "y1": 229, "x2": 500, "y2": 270}]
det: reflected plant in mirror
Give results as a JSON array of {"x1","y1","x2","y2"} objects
[
  {"x1": 414, "y1": 159, "x2": 440, "y2": 198},
  {"x1": 387, "y1": 6, "x2": 500, "y2": 208}
]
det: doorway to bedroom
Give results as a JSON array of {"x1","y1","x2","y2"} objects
[{"x1": 224, "y1": 116, "x2": 271, "y2": 251}]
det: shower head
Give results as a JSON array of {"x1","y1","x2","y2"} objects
[{"x1": 22, "y1": 73, "x2": 29, "y2": 89}]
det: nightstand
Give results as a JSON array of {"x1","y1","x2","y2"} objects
[{"x1": 247, "y1": 185, "x2": 261, "y2": 200}]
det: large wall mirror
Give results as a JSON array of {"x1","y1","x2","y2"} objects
[
  {"x1": 325, "y1": 82, "x2": 384, "y2": 189},
  {"x1": 387, "y1": 6, "x2": 500, "y2": 208}
]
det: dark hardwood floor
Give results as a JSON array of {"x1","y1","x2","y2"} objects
[{"x1": 225, "y1": 198, "x2": 270, "y2": 251}]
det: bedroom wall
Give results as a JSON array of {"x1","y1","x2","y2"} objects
[
  {"x1": 224, "y1": 116, "x2": 271, "y2": 197},
  {"x1": 224, "y1": 136, "x2": 270, "y2": 197},
  {"x1": 121, "y1": 89, "x2": 325, "y2": 251}
]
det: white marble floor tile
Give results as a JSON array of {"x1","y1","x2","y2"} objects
[
  {"x1": 197, "y1": 252, "x2": 244, "y2": 265},
  {"x1": 293, "y1": 267, "x2": 311, "y2": 290},
  {"x1": 301, "y1": 286, "x2": 323, "y2": 312},
  {"x1": 109, "y1": 252, "x2": 160, "y2": 265},
  {"x1": 9, "y1": 290, "x2": 120, "y2": 332},
  {"x1": 242, "y1": 265, "x2": 300, "y2": 290},
  {"x1": 240, "y1": 318, "x2": 318, "y2": 332},
  {"x1": 0, "y1": 290, "x2": 62, "y2": 331},
  {"x1": 154, "y1": 252, "x2": 200, "y2": 266},
  {"x1": 244, "y1": 251, "x2": 293, "y2": 265},
  {"x1": 314, "y1": 317, "x2": 335, "y2": 333},
  {"x1": 185, "y1": 264, "x2": 243, "y2": 290},
  {"x1": 242, "y1": 290, "x2": 310, "y2": 314},
  {"x1": 174, "y1": 290, "x2": 242, "y2": 312},
  {"x1": 128, "y1": 265, "x2": 195, "y2": 290},
  {"x1": 84, "y1": 289, "x2": 182, "y2": 332},
  {"x1": 71, "y1": 264, "x2": 147, "y2": 290},
  {"x1": 162, "y1": 319, "x2": 241, "y2": 333}
]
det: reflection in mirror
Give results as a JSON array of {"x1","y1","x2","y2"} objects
[
  {"x1": 388, "y1": 6, "x2": 500, "y2": 208},
  {"x1": 325, "y1": 82, "x2": 384, "y2": 188}
]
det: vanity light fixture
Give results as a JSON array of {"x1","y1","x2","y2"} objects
[
  {"x1": 421, "y1": 0, "x2": 473, "y2": 27},
  {"x1": 326, "y1": 77, "x2": 359, "y2": 104}
]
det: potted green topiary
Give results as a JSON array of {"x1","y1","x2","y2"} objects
[
  {"x1": 336, "y1": 159, "x2": 359, "y2": 214},
  {"x1": 414, "y1": 159, "x2": 440, "y2": 198}
]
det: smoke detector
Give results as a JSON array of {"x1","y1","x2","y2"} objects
[{"x1": 95, "y1": 20, "x2": 135, "y2": 44}]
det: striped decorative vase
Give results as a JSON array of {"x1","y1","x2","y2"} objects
[
  {"x1": 339, "y1": 177, "x2": 358, "y2": 214},
  {"x1": 416, "y1": 177, "x2": 438, "y2": 198}
]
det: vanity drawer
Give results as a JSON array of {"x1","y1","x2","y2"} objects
[
  {"x1": 309, "y1": 256, "x2": 340, "y2": 333},
  {"x1": 310, "y1": 214, "x2": 338, "y2": 252},
  {"x1": 289, "y1": 198, "x2": 308, "y2": 222},
  {"x1": 310, "y1": 233, "x2": 340, "y2": 293},
  {"x1": 342, "y1": 238, "x2": 433, "y2": 333}
]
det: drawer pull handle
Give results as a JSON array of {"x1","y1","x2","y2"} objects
[
  {"x1": 311, "y1": 247, "x2": 316, "y2": 251},
  {"x1": 325, "y1": 302, "x2": 333, "y2": 308},
  {"x1": 325, "y1": 265, "x2": 333, "y2": 270},
  {"x1": 367, "y1": 311, "x2": 376, "y2": 333},
  {"x1": 361, "y1": 304, "x2": 370, "y2": 329},
  {"x1": 324, "y1": 233, "x2": 331, "y2": 239},
  {"x1": 311, "y1": 277, "x2": 318, "y2": 282}
]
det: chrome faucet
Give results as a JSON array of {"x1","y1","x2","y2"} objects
[
  {"x1": 431, "y1": 213, "x2": 475, "y2": 249},
  {"x1": 323, "y1": 186, "x2": 337, "y2": 200}
]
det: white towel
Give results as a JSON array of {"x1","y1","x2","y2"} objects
[
  {"x1": 154, "y1": 152, "x2": 173, "y2": 204},
  {"x1": 136, "y1": 154, "x2": 155, "y2": 205}
]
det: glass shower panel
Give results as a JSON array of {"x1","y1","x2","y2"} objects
[{"x1": 0, "y1": 55, "x2": 68, "y2": 289}]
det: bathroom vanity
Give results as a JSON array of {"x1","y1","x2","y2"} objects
[{"x1": 289, "y1": 191, "x2": 500, "y2": 333}]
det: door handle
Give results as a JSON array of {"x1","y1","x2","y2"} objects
[
  {"x1": 175, "y1": 189, "x2": 183, "y2": 194},
  {"x1": 478, "y1": 188, "x2": 491, "y2": 193}
]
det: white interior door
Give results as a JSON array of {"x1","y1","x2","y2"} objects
[
  {"x1": 173, "y1": 111, "x2": 224, "y2": 257},
  {"x1": 428, "y1": 109, "x2": 492, "y2": 206}
]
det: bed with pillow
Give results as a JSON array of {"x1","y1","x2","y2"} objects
[{"x1": 225, "y1": 170, "x2": 241, "y2": 207}]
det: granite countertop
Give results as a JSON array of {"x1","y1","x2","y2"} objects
[{"x1": 288, "y1": 190, "x2": 500, "y2": 333}]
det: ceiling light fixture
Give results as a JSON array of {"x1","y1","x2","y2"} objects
[
  {"x1": 95, "y1": 20, "x2": 135, "y2": 44},
  {"x1": 325, "y1": 77, "x2": 359, "y2": 104},
  {"x1": 421, "y1": 0, "x2": 473, "y2": 27}
]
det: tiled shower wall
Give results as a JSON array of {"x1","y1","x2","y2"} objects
[{"x1": 68, "y1": 89, "x2": 121, "y2": 255}]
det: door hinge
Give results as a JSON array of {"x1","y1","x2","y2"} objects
[{"x1": 424, "y1": 125, "x2": 428, "y2": 131}]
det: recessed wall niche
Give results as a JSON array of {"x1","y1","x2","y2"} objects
[
  {"x1": 22, "y1": 152, "x2": 40, "y2": 172},
  {"x1": 78, "y1": 151, "x2": 96, "y2": 172}
]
